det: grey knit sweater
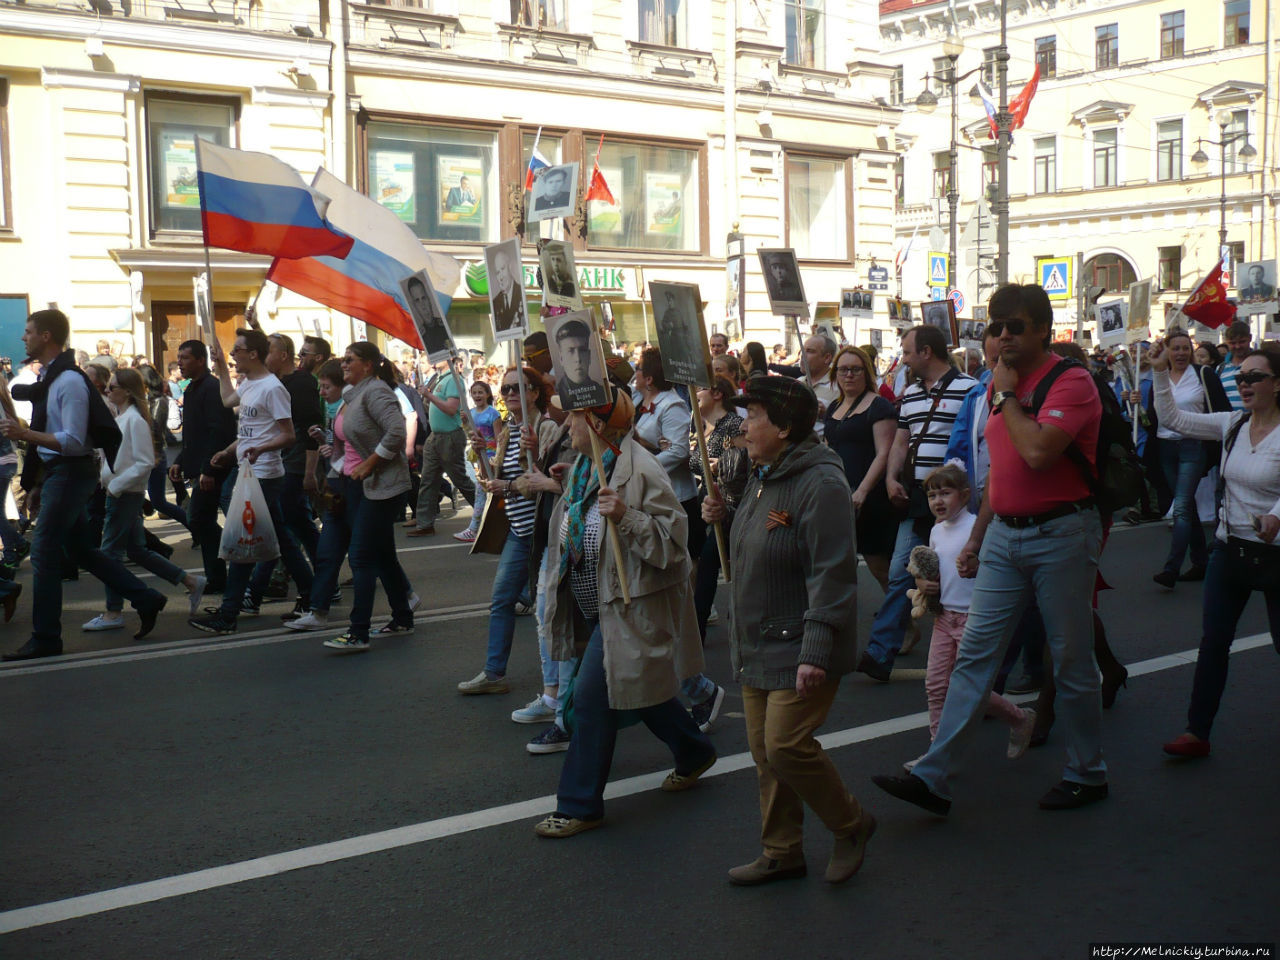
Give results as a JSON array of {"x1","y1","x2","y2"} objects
[{"x1": 726, "y1": 434, "x2": 859, "y2": 690}]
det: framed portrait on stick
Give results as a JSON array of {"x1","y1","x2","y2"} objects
[
  {"x1": 483, "y1": 237, "x2": 528, "y2": 343},
  {"x1": 539, "y1": 240, "x2": 582, "y2": 310},
  {"x1": 649, "y1": 280, "x2": 712, "y2": 389},
  {"x1": 546, "y1": 309, "x2": 610, "y2": 410},
  {"x1": 1126, "y1": 278, "x2": 1152, "y2": 344},
  {"x1": 1094, "y1": 300, "x2": 1128, "y2": 348},
  {"x1": 528, "y1": 162, "x2": 579, "y2": 224},
  {"x1": 757, "y1": 248, "x2": 808, "y2": 317},
  {"x1": 919, "y1": 298, "x2": 957, "y2": 347},
  {"x1": 399, "y1": 270, "x2": 455, "y2": 364}
]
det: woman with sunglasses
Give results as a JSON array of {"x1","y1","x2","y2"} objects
[
  {"x1": 1153, "y1": 341, "x2": 1280, "y2": 758},
  {"x1": 305, "y1": 343, "x2": 416, "y2": 652},
  {"x1": 457, "y1": 366, "x2": 559, "y2": 694},
  {"x1": 1133, "y1": 329, "x2": 1232, "y2": 588},
  {"x1": 825, "y1": 345, "x2": 897, "y2": 594},
  {"x1": 83, "y1": 368, "x2": 206, "y2": 635}
]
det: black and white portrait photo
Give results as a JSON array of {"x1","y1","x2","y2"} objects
[
  {"x1": 757, "y1": 248, "x2": 808, "y2": 317},
  {"x1": 1237, "y1": 260, "x2": 1277, "y2": 302},
  {"x1": 539, "y1": 240, "x2": 581, "y2": 309},
  {"x1": 839, "y1": 289, "x2": 872, "y2": 319},
  {"x1": 528, "y1": 162, "x2": 579, "y2": 224},
  {"x1": 650, "y1": 280, "x2": 712, "y2": 388},
  {"x1": 958, "y1": 319, "x2": 987, "y2": 347},
  {"x1": 1127, "y1": 278, "x2": 1152, "y2": 344},
  {"x1": 547, "y1": 310, "x2": 610, "y2": 410},
  {"x1": 484, "y1": 237, "x2": 528, "y2": 342},
  {"x1": 399, "y1": 270, "x2": 455, "y2": 363},
  {"x1": 920, "y1": 299, "x2": 956, "y2": 347},
  {"x1": 888, "y1": 297, "x2": 913, "y2": 329},
  {"x1": 1094, "y1": 300, "x2": 1127, "y2": 347}
]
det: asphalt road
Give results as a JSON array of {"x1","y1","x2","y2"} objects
[{"x1": 1, "y1": 510, "x2": 1276, "y2": 960}]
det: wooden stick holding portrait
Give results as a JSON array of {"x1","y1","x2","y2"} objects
[{"x1": 588, "y1": 423, "x2": 631, "y2": 607}]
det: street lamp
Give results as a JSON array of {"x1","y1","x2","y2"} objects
[{"x1": 1191, "y1": 115, "x2": 1258, "y2": 247}]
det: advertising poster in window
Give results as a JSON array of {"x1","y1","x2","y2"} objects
[
  {"x1": 162, "y1": 133, "x2": 200, "y2": 209},
  {"x1": 645, "y1": 173, "x2": 683, "y2": 236},
  {"x1": 371, "y1": 151, "x2": 415, "y2": 223},
  {"x1": 649, "y1": 280, "x2": 712, "y2": 388},
  {"x1": 437, "y1": 155, "x2": 482, "y2": 226},
  {"x1": 587, "y1": 166, "x2": 623, "y2": 236}
]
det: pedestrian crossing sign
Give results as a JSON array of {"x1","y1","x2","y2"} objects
[
  {"x1": 1038, "y1": 256, "x2": 1073, "y2": 301},
  {"x1": 928, "y1": 252, "x2": 948, "y2": 288}
]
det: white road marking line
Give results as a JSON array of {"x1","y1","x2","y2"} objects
[
  {"x1": 0, "y1": 603, "x2": 491, "y2": 677},
  {"x1": 129, "y1": 539, "x2": 473, "y2": 581},
  {"x1": 0, "y1": 633, "x2": 1271, "y2": 936}
]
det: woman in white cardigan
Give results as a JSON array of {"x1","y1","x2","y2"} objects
[
  {"x1": 83, "y1": 368, "x2": 206, "y2": 634},
  {"x1": 1149, "y1": 340, "x2": 1280, "y2": 758}
]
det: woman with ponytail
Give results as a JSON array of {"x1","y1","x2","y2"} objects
[{"x1": 83, "y1": 367, "x2": 206, "y2": 636}]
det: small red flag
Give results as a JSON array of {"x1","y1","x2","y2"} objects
[
  {"x1": 1181, "y1": 263, "x2": 1237, "y2": 329},
  {"x1": 1009, "y1": 64, "x2": 1040, "y2": 131},
  {"x1": 585, "y1": 162, "x2": 615, "y2": 206}
]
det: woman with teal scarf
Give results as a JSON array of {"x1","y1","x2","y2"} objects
[{"x1": 534, "y1": 390, "x2": 715, "y2": 839}]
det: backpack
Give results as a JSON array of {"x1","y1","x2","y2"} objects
[{"x1": 1027, "y1": 358, "x2": 1145, "y2": 515}]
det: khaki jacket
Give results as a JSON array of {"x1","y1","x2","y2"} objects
[{"x1": 545, "y1": 434, "x2": 704, "y2": 710}]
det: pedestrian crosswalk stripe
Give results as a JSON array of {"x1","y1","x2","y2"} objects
[{"x1": 0, "y1": 633, "x2": 1271, "y2": 935}]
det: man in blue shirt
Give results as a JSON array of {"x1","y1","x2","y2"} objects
[{"x1": 1, "y1": 310, "x2": 167, "y2": 660}]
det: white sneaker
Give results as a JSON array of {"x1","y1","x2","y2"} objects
[
  {"x1": 706, "y1": 605, "x2": 720, "y2": 625},
  {"x1": 187, "y1": 575, "x2": 208, "y2": 617},
  {"x1": 284, "y1": 610, "x2": 330, "y2": 631},
  {"x1": 511, "y1": 695, "x2": 557, "y2": 724},
  {"x1": 452, "y1": 528, "x2": 477, "y2": 543},
  {"x1": 902, "y1": 754, "x2": 926, "y2": 774},
  {"x1": 82, "y1": 614, "x2": 125, "y2": 632},
  {"x1": 1007, "y1": 707, "x2": 1037, "y2": 760},
  {"x1": 407, "y1": 591, "x2": 422, "y2": 612}
]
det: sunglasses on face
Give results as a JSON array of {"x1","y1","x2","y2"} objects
[
  {"x1": 836, "y1": 366, "x2": 865, "y2": 377},
  {"x1": 499, "y1": 384, "x2": 521, "y2": 396},
  {"x1": 1235, "y1": 372, "x2": 1274, "y2": 387},
  {"x1": 987, "y1": 318, "x2": 1027, "y2": 337}
]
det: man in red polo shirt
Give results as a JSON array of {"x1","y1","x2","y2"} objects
[{"x1": 873, "y1": 283, "x2": 1108, "y2": 815}]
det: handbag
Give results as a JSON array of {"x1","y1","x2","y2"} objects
[
  {"x1": 1225, "y1": 537, "x2": 1280, "y2": 593},
  {"x1": 470, "y1": 492, "x2": 510, "y2": 555}
]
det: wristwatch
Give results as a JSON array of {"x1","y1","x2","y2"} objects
[{"x1": 990, "y1": 391, "x2": 1016, "y2": 412}]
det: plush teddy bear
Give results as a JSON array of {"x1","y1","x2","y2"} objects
[{"x1": 906, "y1": 545, "x2": 943, "y2": 620}]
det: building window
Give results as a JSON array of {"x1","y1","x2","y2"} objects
[
  {"x1": 894, "y1": 156, "x2": 904, "y2": 209},
  {"x1": 932, "y1": 57, "x2": 953, "y2": 95},
  {"x1": 521, "y1": 131, "x2": 563, "y2": 245},
  {"x1": 981, "y1": 144, "x2": 998, "y2": 190},
  {"x1": 980, "y1": 46, "x2": 998, "y2": 86},
  {"x1": 586, "y1": 139, "x2": 701, "y2": 253},
  {"x1": 366, "y1": 120, "x2": 499, "y2": 243},
  {"x1": 0, "y1": 79, "x2": 10, "y2": 231},
  {"x1": 1093, "y1": 128, "x2": 1117, "y2": 187},
  {"x1": 785, "y1": 1, "x2": 824, "y2": 69},
  {"x1": 787, "y1": 155, "x2": 847, "y2": 260},
  {"x1": 889, "y1": 66, "x2": 903, "y2": 106},
  {"x1": 1223, "y1": 108, "x2": 1250, "y2": 172},
  {"x1": 1225, "y1": 0, "x2": 1249, "y2": 46},
  {"x1": 147, "y1": 95, "x2": 237, "y2": 235},
  {"x1": 1087, "y1": 253, "x2": 1136, "y2": 293},
  {"x1": 1034, "y1": 36, "x2": 1056, "y2": 77},
  {"x1": 1096, "y1": 24, "x2": 1118, "y2": 69},
  {"x1": 932, "y1": 151, "x2": 951, "y2": 198},
  {"x1": 1161, "y1": 11, "x2": 1184, "y2": 59},
  {"x1": 1224, "y1": 240, "x2": 1246, "y2": 278},
  {"x1": 638, "y1": 0, "x2": 687, "y2": 47},
  {"x1": 1034, "y1": 136, "x2": 1056, "y2": 194},
  {"x1": 1158, "y1": 245, "x2": 1182, "y2": 290},
  {"x1": 1155, "y1": 120, "x2": 1182, "y2": 182},
  {"x1": 512, "y1": 0, "x2": 567, "y2": 31}
]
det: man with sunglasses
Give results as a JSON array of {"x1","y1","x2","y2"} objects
[{"x1": 874, "y1": 283, "x2": 1109, "y2": 814}]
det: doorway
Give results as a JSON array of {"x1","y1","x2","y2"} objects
[{"x1": 151, "y1": 301, "x2": 243, "y2": 372}]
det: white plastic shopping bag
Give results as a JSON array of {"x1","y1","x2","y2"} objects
[{"x1": 219, "y1": 463, "x2": 281, "y2": 564}]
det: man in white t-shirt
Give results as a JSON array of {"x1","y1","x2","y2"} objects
[{"x1": 189, "y1": 328, "x2": 313, "y2": 634}]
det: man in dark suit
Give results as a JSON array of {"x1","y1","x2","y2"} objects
[
  {"x1": 489, "y1": 247, "x2": 525, "y2": 334},
  {"x1": 766, "y1": 256, "x2": 803, "y2": 304},
  {"x1": 534, "y1": 167, "x2": 571, "y2": 211},
  {"x1": 1239, "y1": 264, "x2": 1275, "y2": 301}
]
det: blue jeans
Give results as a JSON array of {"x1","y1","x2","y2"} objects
[
  {"x1": 535, "y1": 547, "x2": 577, "y2": 726},
  {"x1": 556, "y1": 621, "x2": 714, "y2": 820},
  {"x1": 29, "y1": 458, "x2": 163, "y2": 650},
  {"x1": 863, "y1": 518, "x2": 926, "y2": 667},
  {"x1": 1185, "y1": 539, "x2": 1280, "y2": 739},
  {"x1": 485, "y1": 529, "x2": 533, "y2": 678},
  {"x1": 218, "y1": 475, "x2": 314, "y2": 620},
  {"x1": 249, "y1": 472, "x2": 320, "y2": 599},
  {"x1": 146, "y1": 457, "x2": 189, "y2": 527},
  {"x1": 465, "y1": 459, "x2": 486, "y2": 535},
  {"x1": 344, "y1": 476, "x2": 412, "y2": 641},
  {"x1": 912, "y1": 509, "x2": 1107, "y2": 799},
  {"x1": 101, "y1": 492, "x2": 188, "y2": 611},
  {"x1": 0, "y1": 463, "x2": 20, "y2": 564},
  {"x1": 1159, "y1": 438, "x2": 1208, "y2": 574}
]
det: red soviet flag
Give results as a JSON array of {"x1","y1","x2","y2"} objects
[
  {"x1": 1009, "y1": 64, "x2": 1040, "y2": 131},
  {"x1": 1181, "y1": 262, "x2": 1236, "y2": 329}
]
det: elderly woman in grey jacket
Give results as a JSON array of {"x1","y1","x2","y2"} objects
[
  {"x1": 533, "y1": 389, "x2": 716, "y2": 839},
  {"x1": 292, "y1": 342, "x2": 415, "y2": 652},
  {"x1": 703, "y1": 376, "x2": 875, "y2": 887}
]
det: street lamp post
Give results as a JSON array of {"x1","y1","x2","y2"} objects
[{"x1": 1190, "y1": 116, "x2": 1257, "y2": 251}]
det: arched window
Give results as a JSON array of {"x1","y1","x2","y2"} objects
[{"x1": 1084, "y1": 253, "x2": 1137, "y2": 294}]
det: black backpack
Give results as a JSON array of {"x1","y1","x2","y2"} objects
[{"x1": 1027, "y1": 358, "x2": 1145, "y2": 515}]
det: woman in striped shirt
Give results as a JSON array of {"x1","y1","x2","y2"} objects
[{"x1": 458, "y1": 366, "x2": 560, "y2": 695}]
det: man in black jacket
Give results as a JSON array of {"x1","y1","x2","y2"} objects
[{"x1": 169, "y1": 339, "x2": 237, "y2": 593}]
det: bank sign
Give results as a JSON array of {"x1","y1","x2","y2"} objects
[{"x1": 461, "y1": 261, "x2": 627, "y2": 297}]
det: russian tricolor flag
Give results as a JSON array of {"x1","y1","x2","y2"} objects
[
  {"x1": 976, "y1": 81, "x2": 999, "y2": 139},
  {"x1": 195, "y1": 139, "x2": 353, "y2": 260},
  {"x1": 266, "y1": 168, "x2": 460, "y2": 349},
  {"x1": 524, "y1": 147, "x2": 550, "y2": 192}
]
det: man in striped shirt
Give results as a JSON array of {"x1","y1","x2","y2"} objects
[
  {"x1": 856, "y1": 324, "x2": 975, "y2": 682},
  {"x1": 1217, "y1": 320, "x2": 1253, "y2": 411}
]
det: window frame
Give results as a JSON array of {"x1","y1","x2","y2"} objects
[
  {"x1": 894, "y1": 155, "x2": 905, "y2": 209},
  {"x1": 783, "y1": 0, "x2": 826, "y2": 70},
  {"x1": 889, "y1": 66, "x2": 903, "y2": 107},
  {"x1": 636, "y1": 0, "x2": 689, "y2": 48},
  {"x1": 1155, "y1": 118, "x2": 1183, "y2": 182},
  {"x1": 932, "y1": 150, "x2": 952, "y2": 199},
  {"x1": 0, "y1": 79, "x2": 11, "y2": 233},
  {"x1": 1160, "y1": 10, "x2": 1184, "y2": 59},
  {"x1": 512, "y1": 0, "x2": 568, "y2": 30},
  {"x1": 1224, "y1": 0, "x2": 1249, "y2": 47},
  {"x1": 783, "y1": 150, "x2": 853, "y2": 265},
  {"x1": 1033, "y1": 135, "x2": 1056, "y2": 194},
  {"x1": 1157, "y1": 245, "x2": 1182, "y2": 291},
  {"x1": 1222, "y1": 108, "x2": 1251, "y2": 173},
  {"x1": 1093, "y1": 128, "x2": 1118, "y2": 188},
  {"x1": 981, "y1": 46, "x2": 998, "y2": 86},
  {"x1": 1034, "y1": 36, "x2": 1056, "y2": 78},
  {"x1": 144, "y1": 90, "x2": 241, "y2": 240},
  {"x1": 1095, "y1": 23, "x2": 1118, "y2": 69},
  {"x1": 932, "y1": 57, "x2": 953, "y2": 95}
]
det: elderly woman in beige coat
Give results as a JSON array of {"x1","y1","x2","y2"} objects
[{"x1": 533, "y1": 389, "x2": 716, "y2": 838}]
